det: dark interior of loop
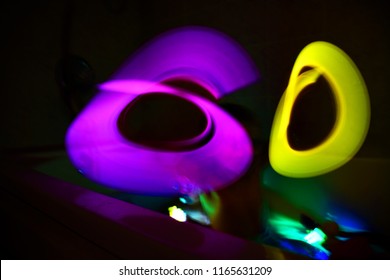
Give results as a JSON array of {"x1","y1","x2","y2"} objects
[
  {"x1": 117, "y1": 92, "x2": 212, "y2": 151},
  {"x1": 287, "y1": 75, "x2": 337, "y2": 151}
]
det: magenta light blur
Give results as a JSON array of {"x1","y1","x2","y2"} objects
[
  {"x1": 65, "y1": 27, "x2": 259, "y2": 196},
  {"x1": 111, "y1": 26, "x2": 260, "y2": 99}
]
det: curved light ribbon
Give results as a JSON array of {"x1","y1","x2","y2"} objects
[
  {"x1": 66, "y1": 27, "x2": 259, "y2": 195},
  {"x1": 269, "y1": 41, "x2": 370, "y2": 178},
  {"x1": 111, "y1": 26, "x2": 260, "y2": 99},
  {"x1": 66, "y1": 80, "x2": 253, "y2": 195}
]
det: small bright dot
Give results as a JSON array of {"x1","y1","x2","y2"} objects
[
  {"x1": 304, "y1": 228, "x2": 327, "y2": 245},
  {"x1": 168, "y1": 206, "x2": 187, "y2": 222}
]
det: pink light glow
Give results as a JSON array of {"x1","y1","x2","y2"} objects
[
  {"x1": 111, "y1": 26, "x2": 260, "y2": 99},
  {"x1": 66, "y1": 27, "x2": 259, "y2": 195},
  {"x1": 66, "y1": 81, "x2": 253, "y2": 195}
]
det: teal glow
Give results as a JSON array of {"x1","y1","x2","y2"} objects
[
  {"x1": 179, "y1": 195, "x2": 199, "y2": 205},
  {"x1": 304, "y1": 228, "x2": 327, "y2": 245},
  {"x1": 262, "y1": 165, "x2": 329, "y2": 217},
  {"x1": 268, "y1": 212, "x2": 308, "y2": 241},
  {"x1": 268, "y1": 212, "x2": 331, "y2": 258},
  {"x1": 262, "y1": 165, "x2": 370, "y2": 235},
  {"x1": 185, "y1": 209, "x2": 211, "y2": 225}
]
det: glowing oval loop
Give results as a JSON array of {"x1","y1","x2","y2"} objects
[
  {"x1": 66, "y1": 80, "x2": 253, "y2": 195},
  {"x1": 66, "y1": 27, "x2": 258, "y2": 195},
  {"x1": 269, "y1": 41, "x2": 370, "y2": 178}
]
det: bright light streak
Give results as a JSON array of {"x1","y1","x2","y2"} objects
[
  {"x1": 66, "y1": 27, "x2": 256, "y2": 195},
  {"x1": 168, "y1": 206, "x2": 187, "y2": 222},
  {"x1": 269, "y1": 41, "x2": 370, "y2": 178},
  {"x1": 304, "y1": 228, "x2": 327, "y2": 245}
]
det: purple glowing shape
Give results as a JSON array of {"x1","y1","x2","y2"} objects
[
  {"x1": 66, "y1": 27, "x2": 259, "y2": 195},
  {"x1": 111, "y1": 26, "x2": 260, "y2": 99},
  {"x1": 66, "y1": 81, "x2": 253, "y2": 195}
]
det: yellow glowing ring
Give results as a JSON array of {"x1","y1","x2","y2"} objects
[{"x1": 269, "y1": 41, "x2": 370, "y2": 178}]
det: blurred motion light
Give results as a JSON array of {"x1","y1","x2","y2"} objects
[
  {"x1": 168, "y1": 206, "x2": 187, "y2": 222},
  {"x1": 304, "y1": 228, "x2": 327, "y2": 245},
  {"x1": 112, "y1": 26, "x2": 260, "y2": 99},
  {"x1": 269, "y1": 41, "x2": 370, "y2": 178},
  {"x1": 66, "y1": 27, "x2": 259, "y2": 195},
  {"x1": 66, "y1": 81, "x2": 252, "y2": 195}
]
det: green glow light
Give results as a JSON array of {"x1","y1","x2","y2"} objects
[
  {"x1": 168, "y1": 206, "x2": 187, "y2": 222},
  {"x1": 199, "y1": 192, "x2": 220, "y2": 217},
  {"x1": 304, "y1": 228, "x2": 327, "y2": 245},
  {"x1": 268, "y1": 212, "x2": 331, "y2": 258},
  {"x1": 268, "y1": 213, "x2": 308, "y2": 241},
  {"x1": 261, "y1": 165, "x2": 329, "y2": 216},
  {"x1": 269, "y1": 41, "x2": 370, "y2": 178}
]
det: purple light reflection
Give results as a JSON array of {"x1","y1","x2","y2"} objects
[
  {"x1": 66, "y1": 81, "x2": 253, "y2": 195},
  {"x1": 111, "y1": 26, "x2": 260, "y2": 99}
]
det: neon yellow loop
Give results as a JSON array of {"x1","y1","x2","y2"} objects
[{"x1": 269, "y1": 41, "x2": 370, "y2": 178}]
